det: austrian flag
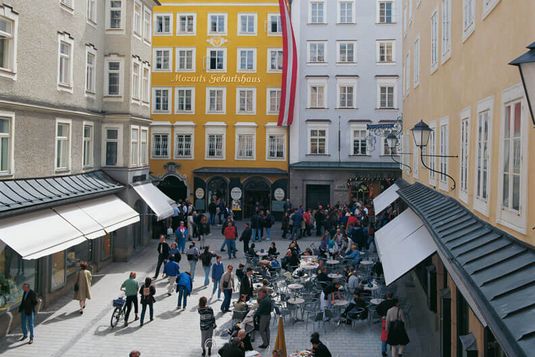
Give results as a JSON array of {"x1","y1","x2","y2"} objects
[{"x1": 277, "y1": 0, "x2": 298, "y2": 127}]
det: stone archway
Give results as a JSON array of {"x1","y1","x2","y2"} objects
[
  {"x1": 243, "y1": 176, "x2": 271, "y2": 218},
  {"x1": 158, "y1": 175, "x2": 187, "y2": 203},
  {"x1": 207, "y1": 176, "x2": 229, "y2": 205}
]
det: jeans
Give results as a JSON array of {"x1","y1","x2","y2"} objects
[
  {"x1": 220, "y1": 239, "x2": 228, "y2": 251},
  {"x1": 221, "y1": 289, "x2": 232, "y2": 311},
  {"x1": 21, "y1": 312, "x2": 34, "y2": 338},
  {"x1": 203, "y1": 265, "x2": 211, "y2": 286},
  {"x1": 178, "y1": 238, "x2": 186, "y2": 253},
  {"x1": 189, "y1": 260, "x2": 197, "y2": 281},
  {"x1": 212, "y1": 278, "x2": 221, "y2": 298},
  {"x1": 381, "y1": 342, "x2": 389, "y2": 354},
  {"x1": 178, "y1": 285, "x2": 188, "y2": 308},
  {"x1": 125, "y1": 295, "x2": 138, "y2": 323},
  {"x1": 252, "y1": 228, "x2": 261, "y2": 241},
  {"x1": 291, "y1": 224, "x2": 301, "y2": 239},
  {"x1": 209, "y1": 214, "x2": 215, "y2": 225},
  {"x1": 226, "y1": 240, "x2": 236, "y2": 259},
  {"x1": 265, "y1": 227, "x2": 271, "y2": 240},
  {"x1": 140, "y1": 303, "x2": 153, "y2": 324}
]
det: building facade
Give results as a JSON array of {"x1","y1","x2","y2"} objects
[
  {"x1": 288, "y1": 0, "x2": 403, "y2": 208},
  {"x1": 399, "y1": 0, "x2": 535, "y2": 356},
  {"x1": 0, "y1": 0, "x2": 159, "y2": 333},
  {"x1": 150, "y1": 0, "x2": 288, "y2": 218}
]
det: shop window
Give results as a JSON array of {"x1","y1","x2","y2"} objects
[
  {"x1": 0, "y1": 244, "x2": 36, "y2": 313},
  {"x1": 66, "y1": 241, "x2": 90, "y2": 276},
  {"x1": 101, "y1": 233, "x2": 113, "y2": 261},
  {"x1": 51, "y1": 251, "x2": 66, "y2": 291}
]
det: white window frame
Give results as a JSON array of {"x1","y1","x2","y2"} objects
[
  {"x1": 154, "y1": 13, "x2": 172, "y2": 36},
  {"x1": 459, "y1": 108, "x2": 470, "y2": 203},
  {"x1": 462, "y1": 0, "x2": 476, "y2": 41},
  {"x1": 413, "y1": 139, "x2": 419, "y2": 178},
  {"x1": 337, "y1": 41, "x2": 357, "y2": 64},
  {"x1": 266, "y1": 88, "x2": 281, "y2": 115},
  {"x1": 207, "y1": 13, "x2": 227, "y2": 35},
  {"x1": 141, "y1": 63, "x2": 150, "y2": 104},
  {"x1": 376, "y1": 40, "x2": 395, "y2": 64},
  {"x1": 482, "y1": 0, "x2": 501, "y2": 20},
  {"x1": 176, "y1": 13, "x2": 196, "y2": 35},
  {"x1": 206, "y1": 87, "x2": 226, "y2": 114},
  {"x1": 82, "y1": 121, "x2": 94, "y2": 169},
  {"x1": 133, "y1": 0, "x2": 142, "y2": 37},
  {"x1": 438, "y1": 117, "x2": 449, "y2": 191},
  {"x1": 57, "y1": 33, "x2": 74, "y2": 92},
  {"x1": 404, "y1": 52, "x2": 410, "y2": 96},
  {"x1": 235, "y1": 124, "x2": 257, "y2": 160},
  {"x1": 441, "y1": 0, "x2": 451, "y2": 62},
  {"x1": 174, "y1": 124, "x2": 195, "y2": 160},
  {"x1": 55, "y1": 119, "x2": 72, "y2": 172},
  {"x1": 85, "y1": 45, "x2": 97, "y2": 96},
  {"x1": 153, "y1": 47, "x2": 172, "y2": 72},
  {"x1": 413, "y1": 37, "x2": 420, "y2": 88},
  {"x1": 86, "y1": 0, "x2": 97, "y2": 25},
  {"x1": 267, "y1": 13, "x2": 282, "y2": 35},
  {"x1": 350, "y1": 125, "x2": 368, "y2": 156},
  {"x1": 428, "y1": 122, "x2": 437, "y2": 185},
  {"x1": 204, "y1": 123, "x2": 226, "y2": 160},
  {"x1": 474, "y1": 96, "x2": 494, "y2": 216},
  {"x1": 237, "y1": 48, "x2": 257, "y2": 73},
  {"x1": 337, "y1": 0, "x2": 355, "y2": 24},
  {"x1": 175, "y1": 87, "x2": 195, "y2": 114},
  {"x1": 152, "y1": 87, "x2": 171, "y2": 114},
  {"x1": 376, "y1": 1, "x2": 395, "y2": 24},
  {"x1": 236, "y1": 88, "x2": 256, "y2": 115},
  {"x1": 309, "y1": 0, "x2": 327, "y2": 24},
  {"x1": 337, "y1": 79, "x2": 357, "y2": 109},
  {"x1": 307, "y1": 41, "x2": 327, "y2": 64},
  {"x1": 151, "y1": 127, "x2": 171, "y2": 159},
  {"x1": 140, "y1": 127, "x2": 149, "y2": 166},
  {"x1": 307, "y1": 79, "x2": 328, "y2": 109},
  {"x1": 238, "y1": 13, "x2": 257, "y2": 36},
  {"x1": 308, "y1": 125, "x2": 329, "y2": 155},
  {"x1": 131, "y1": 58, "x2": 141, "y2": 102},
  {"x1": 104, "y1": 55, "x2": 124, "y2": 99},
  {"x1": 60, "y1": 0, "x2": 74, "y2": 12},
  {"x1": 142, "y1": 6, "x2": 152, "y2": 44},
  {"x1": 130, "y1": 125, "x2": 140, "y2": 167},
  {"x1": 0, "y1": 111, "x2": 15, "y2": 175},
  {"x1": 376, "y1": 78, "x2": 397, "y2": 109},
  {"x1": 175, "y1": 48, "x2": 196, "y2": 72},
  {"x1": 430, "y1": 9, "x2": 439, "y2": 72},
  {"x1": 106, "y1": 0, "x2": 125, "y2": 32},
  {"x1": 102, "y1": 124, "x2": 123, "y2": 167},
  {"x1": 206, "y1": 48, "x2": 227, "y2": 72},
  {"x1": 267, "y1": 48, "x2": 284, "y2": 73},
  {"x1": 266, "y1": 123, "x2": 286, "y2": 160},
  {"x1": 0, "y1": 6, "x2": 18, "y2": 79}
]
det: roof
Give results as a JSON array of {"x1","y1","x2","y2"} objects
[
  {"x1": 397, "y1": 182, "x2": 535, "y2": 357},
  {"x1": 193, "y1": 167, "x2": 288, "y2": 175},
  {"x1": 290, "y1": 161, "x2": 401, "y2": 171},
  {"x1": 0, "y1": 171, "x2": 123, "y2": 218}
]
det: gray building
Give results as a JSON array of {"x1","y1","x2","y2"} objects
[
  {"x1": 289, "y1": 0, "x2": 402, "y2": 208},
  {"x1": 0, "y1": 0, "x2": 162, "y2": 332}
]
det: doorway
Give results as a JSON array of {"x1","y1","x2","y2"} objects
[
  {"x1": 207, "y1": 176, "x2": 229, "y2": 206},
  {"x1": 243, "y1": 177, "x2": 271, "y2": 218},
  {"x1": 306, "y1": 184, "x2": 330, "y2": 209},
  {"x1": 441, "y1": 288, "x2": 452, "y2": 357},
  {"x1": 158, "y1": 176, "x2": 187, "y2": 203}
]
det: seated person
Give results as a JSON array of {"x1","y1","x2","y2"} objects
[
  {"x1": 344, "y1": 244, "x2": 362, "y2": 266},
  {"x1": 233, "y1": 294, "x2": 249, "y2": 312},
  {"x1": 236, "y1": 263, "x2": 245, "y2": 282},
  {"x1": 168, "y1": 242, "x2": 181, "y2": 263},
  {"x1": 288, "y1": 240, "x2": 301, "y2": 255},
  {"x1": 316, "y1": 267, "x2": 330, "y2": 283},
  {"x1": 320, "y1": 282, "x2": 341, "y2": 311},
  {"x1": 247, "y1": 243, "x2": 257, "y2": 257},
  {"x1": 218, "y1": 342, "x2": 245, "y2": 357},
  {"x1": 346, "y1": 270, "x2": 360, "y2": 295},
  {"x1": 268, "y1": 242, "x2": 279, "y2": 257},
  {"x1": 281, "y1": 249, "x2": 300, "y2": 272},
  {"x1": 302, "y1": 247, "x2": 314, "y2": 256},
  {"x1": 310, "y1": 332, "x2": 332, "y2": 357},
  {"x1": 259, "y1": 265, "x2": 271, "y2": 279},
  {"x1": 270, "y1": 258, "x2": 281, "y2": 270},
  {"x1": 341, "y1": 292, "x2": 368, "y2": 320},
  {"x1": 232, "y1": 329, "x2": 253, "y2": 352}
]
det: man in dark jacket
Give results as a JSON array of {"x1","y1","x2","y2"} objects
[
  {"x1": 315, "y1": 207, "x2": 325, "y2": 236},
  {"x1": 310, "y1": 332, "x2": 332, "y2": 357},
  {"x1": 153, "y1": 235, "x2": 170, "y2": 279},
  {"x1": 254, "y1": 287, "x2": 272, "y2": 349},
  {"x1": 18, "y1": 283, "x2": 38, "y2": 344},
  {"x1": 250, "y1": 213, "x2": 260, "y2": 241},
  {"x1": 239, "y1": 223, "x2": 252, "y2": 253},
  {"x1": 239, "y1": 268, "x2": 254, "y2": 300},
  {"x1": 208, "y1": 199, "x2": 217, "y2": 225}
]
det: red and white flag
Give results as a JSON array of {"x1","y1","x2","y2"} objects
[{"x1": 277, "y1": 0, "x2": 298, "y2": 127}]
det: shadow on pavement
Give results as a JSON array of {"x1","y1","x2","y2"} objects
[
  {"x1": 156, "y1": 309, "x2": 182, "y2": 320},
  {"x1": 41, "y1": 310, "x2": 82, "y2": 325}
]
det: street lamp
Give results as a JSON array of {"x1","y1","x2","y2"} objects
[
  {"x1": 386, "y1": 132, "x2": 412, "y2": 173},
  {"x1": 509, "y1": 42, "x2": 535, "y2": 126}
]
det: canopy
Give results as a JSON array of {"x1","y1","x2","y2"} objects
[
  {"x1": 77, "y1": 196, "x2": 139, "y2": 233},
  {"x1": 133, "y1": 183, "x2": 175, "y2": 221},
  {"x1": 53, "y1": 203, "x2": 106, "y2": 240},
  {"x1": 374, "y1": 208, "x2": 437, "y2": 285},
  {"x1": 373, "y1": 183, "x2": 400, "y2": 216},
  {"x1": 0, "y1": 209, "x2": 86, "y2": 260}
]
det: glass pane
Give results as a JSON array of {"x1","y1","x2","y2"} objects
[
  {"x1": 504, "y1": 105, "x2": 511, "y2": 138},
  {"x1": 51, "y1": 251, "x2": 65, "y2": 290},
  {"x1": 0, "y1": 137, "x2": 8, "y2": 171},
  {"x1": 512, "y1": 175, "x2": 520, "y2": 211},
  {"x1": 66, "y1": 241, "x2": 90, "y2": 276},
  {"x1": 513, "y1": 139, "x2": 521, "y2": 173},
  {"x1": 106, "y1": 142, "x2": 118, "y2": 165},
  {"x1": 502, "y1": 139, "x2": 509, "y2": 173},
  {"x1": 502, "y1": 174, "x2": 509, "y2": 208},
  {"x1": 107, "y1": 129, "x2": 118, "y2": 140},
  {"x1": 513, "y1": 102, "x2": 521, "y2": 136},
  {"x1": 0, "y1": 244, "x2": 37, "y2": 312},
  {"x1": 0, "y1": 118, "x2": 8, "y2": 133}
]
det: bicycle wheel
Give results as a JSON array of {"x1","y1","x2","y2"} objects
[{"x1": 110, "y1": 307, "x2": 122, "y2": 328}]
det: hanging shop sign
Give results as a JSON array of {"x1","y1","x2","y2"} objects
[
  {"x1": 273, "y1": 188, "x2": 285, "y2": 201},
  {"x1": 230, "y1": 187, "x2": 242, "y2": 200},
  {"x1": 195, "y1": 188, "x2": 205, "y2": 199}
]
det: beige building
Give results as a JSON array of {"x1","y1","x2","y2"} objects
[{"x1": 382, "y1": 0, "x2": 535, "y2": 356}]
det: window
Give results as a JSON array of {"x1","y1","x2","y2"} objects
[
  {"x1": 338, "y1": 1, "x2": 355, "y2": 23},
  {"x1": 268, "y1": 49, "x2": 283, "y2": 71},
  {"x1": 459, "y1": 113, "x2": 470, "y2": 199},
  {"x1": 431, "y1": 11, "x2": 439, "y2": 70},
  {"x1": 239, "y1": 14, "x2": 256, "y2": 35},
  {"x1": 153, "y1": 88, "x2": 170, "y2": 113},
  {"x1": 482, "y1": 0, "x2": 500, "y2": 19},
  {"x1": 404, "y1": 52, "x2": 410, "y2": 95},
  {"x1": 441, "y1": 0, "x2": 451, "y2": 59},
  {"x1": 175, "y1": 87, "x2": 194, "y2": 113},
  {"x1": 85, "y1": 46, "x2": 96, "y2": 94},
  {"x1": 140, "y1": 128, "x2": 148, "y2": 165},
  {"x1": 377, "y1": 79, "x2": 396, "y2": 109},
  {"x1": 107, "y1": 0, "x2": 123, "y2": 29},
  {"x1": 176, "y1": 48, "x2": 195, "y2": 71},
  {"x1": 130, "y1": 126, "x2": 139, "y2": 166},
  {"x1": 310, "y1": 1, "x2": 326, "y2": 24},
  {"x1": 267, "y1": 134, "x2": 285, "y2": 159},
  {"x1": 308, "y1": 82, "x2": 326, "y2": 108},
  {"x1": 309, "y1": 128, "x2": 327, "y2": 154},
  {"x1": 463, "y1": 0, "x2": 475, "y2": 38},
  {"x1": 104, "y1": 127, "x2": 119, "y2": 166},
  {"x1": 352, "y1": 127, "x2": 367, "y2": 155},
  {"x1": 55, "y1": 120, "x2": 71, "y2": 171},
  {"x1": 403, "y1": 4, "x2": 408, "y2": 34},
  {"x1": 177, "y1": 14, "x2": 195, "y2": 34},
  {"x1": 377, "y1": 40, "x2": 395, "y2": 63},
  {"x1": 0, "y1": 10, "x2": 17, "y2": 76},
  {"x1": 267, "y1": 89, "x2": 281, "y2": 114},
  {"x1": 207, "y1": 48, "x2": 226, "y2": 71},
  {"x1": 51, "y1": 251, "x2": 65, "y2": 291},
  {"x1": 383, "y1": 136, "x2": 397, "y2": 155},
  {"x1": 132, "y1": 60, "x2": 141, "y2": 100},
  {"x1": 428, "y1": 126, "x2": 436, "y2": 182},
  {"x1": 207, "y1": 88, "x2": 226, "y2": 113},
  {"x1": 0, "y1": 114, "x2": 12, "y2": 174},
  {"x1": 133, "y1": 1, "x2": 142, "y2": 36},
  {"x1": 475, "y1": 101, "x2": 492, "y2": 211},
  {"x1": 143, "y1": 7, "x2": 151, "y2": 43},
  {"x1": 268, "y1": 14, "x2": 282, "y2": 34},
  {"x1": 337, "y1": 42, "x2": 356, "y2": 63},
  {"x1": 175, "y1": 133, "x2": 193, "y2": 158},
  {"x1": 57, "y1": 35, "x2": 73, "y2": 90},
  {"x1": 152, "y1": 132, "x2": 169, "y2": 158},
  {"x1": 377, "y1": 1, "x2": 394, "y2": 24},
  {"x1": 413, "y1": 38, "x2": 420, "y2": 87},
  {"x1": 237, "y1": 88, "x2": 256, "y2": 114},
  {"x1": 142, "y1": 65, "x2": 150, "y2": 103},
  {"x1": 501, "y1": 100, "x2": 522, "y2": 213},
  {"x1": 155, "y1": 14, "x2": 171, "y2": 35},
  {"x1": 308, "y1": 42, "x2": 326, "y2": 63},
  {"x1": 208, "y1": 14, "x2": 227, "y2": 34},
  {"x1": 153, "y1": 48, "x2": 171, "y2": 71},
  {"x1": 236, "y1": 134, "x2": 255, "y2": 159},
  {"x1": 238, "y1": 49, "x2": 256, "y2": 72},
  {"x1": 439, "y1": 120, "x2": 448, "y2": 188},
  {"x1": 207, "y1": 134, "x2": 224, "y2": 159},
  {"x1": 338, "y1": 80, "x2": 356, "y2": 108},
  {"x1": 82, "y1": 123, "x2": 94, "y2": 168},
  {"x1": 87, "y1": 0, "x2": 97, "y2": 24},
  {"x1": 105, "y1": 58, "x2": 122, "y2": 96}
]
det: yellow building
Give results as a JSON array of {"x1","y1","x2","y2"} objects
[
  {"x1": 398, "y1": 0, "x2": 535, "y2": 356},
  {"x1": 150, "y1": 0, "x2": 287, "y2": 217}
]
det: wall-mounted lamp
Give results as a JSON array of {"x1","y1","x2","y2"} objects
[{"x1": 510, "y1": 42, "x2": 535, "y2": 126}]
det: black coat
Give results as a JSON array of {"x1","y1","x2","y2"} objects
[
  {"x1": 239, "y1": 275, "x2": 253, "y2": 298},
  {"x1": 157, "y1": 242, "x2": 170, "y2": 259},
  {"x1": 18, "y1": 289, "x2": 38, "y2": 315},
  {"x1": 240, "y1": 228, "x2": 252, "y2": 242}
]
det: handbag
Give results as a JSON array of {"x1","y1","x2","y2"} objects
[{"x1": 387, "y1": 308, "x2": 410, "y2": 345}]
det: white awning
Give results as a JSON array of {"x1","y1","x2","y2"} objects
[
  {"x1": 53, "y1": 204, "x2": 106, "y2": 240},
  {"x1": 77, "y1": 196, "x2": 140, "y2": 233},
  {"x1": 375, "y1": 208, "x2": 437, "y2": 285},
  {"x1": 0, "y1": 209, "x2": 86, "y2": 260},
  {"x1": 373, "y1": 183, "x2": 400, "y2": 216},
  {"x1": 133, "y1": 183, "x2": 175, "y2": 221}
]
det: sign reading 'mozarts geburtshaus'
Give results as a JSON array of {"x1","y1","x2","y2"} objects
[{"x1": 170, "y1": 74, "x2": 262, "y2": 84}]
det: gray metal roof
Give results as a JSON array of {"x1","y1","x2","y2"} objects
[
  {"x1": 397, "y1": 182, "x2": 535, "y2": 357},
  {"x1": 193, "y1": 167, "x2": 288, "y2": 175},
  {"x1": 0, "y1": 171, "x2": 123, "y2": 217}
]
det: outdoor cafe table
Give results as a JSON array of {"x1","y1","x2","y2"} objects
[
  {"x1": 370, "y1": 298, "x2": 384, "y2": 305},
  {"x1": 245, "y1": 351, "x2": 261, "y2": 357},
  {"x1": 288, "y1": 283, "x2": 304, "y2": 290},
  {"x1": 256, "y1": 251, "x2": 269, "y2": 257},
  {"x1": 360, "y1": 260, "x2": 374, "y2": 266},
  {"x1": 328, "y1": 273, "x2": 343, "y2": 280},
  {"x1": 326, "y1": 259, "x2": 340, "y2": 265},
  {"x1": 287, "y1": 297, "x2": 305, "y2": 323},
  {"x1": 289, "y1": 351, "x2": 313, "y2": 357},
  {"x1": 253, "y1": 282, "x2": 263, "y2": 290},
  {"x1": 364, "y1": 283, "x2": 381, "y2": 298},
  {"x1": 300, "y1": 263, "x2": 319, "y2": 271}
]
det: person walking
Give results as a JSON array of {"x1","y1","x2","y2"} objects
[
  {"x1": 138, "y1": 277, "x2": 156, "y2": 327},
  {"x1": 223, "y1": 222, "x2": 238, "y2": 259},
  {"x1": 239, "y1": 267, "x2": 254, "y2": 301},
  {"x1": 73, "y1": 261, "x2": 92, "y2": 314},
  {"x1": 239, "y1": 223, "x2": 252, "y2": 253},
  {"x1": 281, "y1": 212, "x2": 289, "y2": 239},
  {"x1": 18, "y1": 283, "x2": 38, "y2": 344},
  {"x1": 121, "y1": 272, "x2": 139, "y2": 327},
  {"x1": 250, "y1": 212, "x2": 261, "y2": 242},
  {"x1": 377, "y1": 292, "x2": 395, "y2": 356},
  {"x1": 386, "y1": 299, "x2": 410, "y2": 357},
  {"x1": 175, "y1": 221, "x2": 189, "y2": 253},
  {"x1": 153, "y1": 235, "x2": 170, "y2": 279},
  {"x1": 163, "y1": 257, "x2": 180, "y2": 296},
  {"x1": 198, "y1": 214, "x2": 211, "y2": 247},
  {"x1": 198, "y1": 296, "x2": 216, "y2": 357},
  {"x1": 220, "y1": 265, "x2": 235, "y2": 312},
  {"x1": 208, "y1": 199, "x2": 217, "y2": 225},
  {"x1": 185, "y1": 242, "x2": 200, "y2": 281},
  {"x1": 200, "y1": 246, "x2": 216, "y2": 287},
  {"x1": 255, "y1": 287, "x2": 272, "y2": 349},
  {"x1": 176, "y1": 271, "x2": 193, "y2": 309},
  {"x1": 210, "y1": 256, "x2": 224, "y2": 301},
  {"x1": 264, "y1": 210, "x2": 274, "y2": 241}
]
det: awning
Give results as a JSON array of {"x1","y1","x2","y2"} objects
[
  {"x1": 373, "y1": 183, "x2": 400, "y2": 215},
  {"x1": 77, "y1": 196, "x2": 139, "y2": 233},
  {"x1": 133, "y1": 183, "x2": 174, "y2": 221},
  {"x1": 53, "y1": 204, "x2": 106, "y2": 240},
  {"x1": 0, "y1": 209, "x2": 86, "y2": 260},
  {"x1": 375, "y1": 208, "x2": 437, "y2": 285}
]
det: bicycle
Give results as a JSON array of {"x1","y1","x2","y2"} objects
[{"x1": 110, "y1": 296, "x2": 126, "y2": 328}]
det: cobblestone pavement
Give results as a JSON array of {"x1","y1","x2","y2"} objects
[{"x1": 0, "y1": 224, "x2": 428, "y2": 357}]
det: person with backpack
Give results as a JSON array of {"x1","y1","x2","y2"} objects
[
  {"x1": 138, "y1": 277, "x2": 156, "y2": 327},
  {"x1": 386, "y1": 298, "x2": 410, "y2": 357},
  {"x1": 185, "y1": 242, "x2": 200, "y2": 281},
  {"x1": 200, "y1": 246, "x2": 216, "y2": 287},
  {"x1": 176, "y1": 271, "x2": 193, "y2": 309},
  {"x1": 210, "y1": 256, "x2": 224, "y2": 301},
  {"x1": 198, "y1": 296, "x2": 216, "y2": 357}
]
